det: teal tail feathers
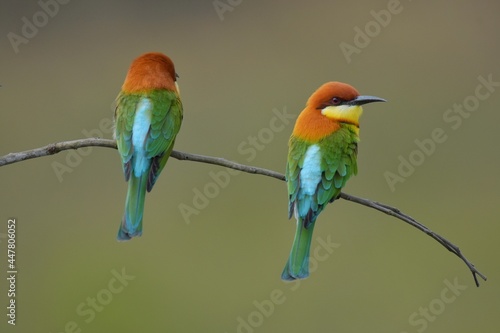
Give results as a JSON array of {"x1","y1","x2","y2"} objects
[
  {"x1": 117, "y1": 173, "x2": 148, "y2": 241},
  {"x1": 281, "y1": 219, "x2": 315, "y2": 280}
]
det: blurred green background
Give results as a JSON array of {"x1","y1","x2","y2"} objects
[{"x1": 1, "y1": 0, "x2": 499, "y2": 332}]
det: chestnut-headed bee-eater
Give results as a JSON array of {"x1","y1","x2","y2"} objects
[
  {"x1": 282, "y1": 82, "x2": 385, "y2": 280},
  {"x1": 114, "y1": 52, "x2": 183, "y2": 241}
]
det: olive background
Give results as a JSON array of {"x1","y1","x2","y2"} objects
[{"x1": 1, "y1": 1, "x2": 499, "y2": 332}]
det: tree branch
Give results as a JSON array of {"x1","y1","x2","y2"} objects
[{"x1": 0, "y1": 138, "x2": 487, "y2": 286}]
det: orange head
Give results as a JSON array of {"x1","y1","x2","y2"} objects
[
  {"x1": 293, "y1": 82, "x2": 385, "y2": 141},
  {"x1": 122, "y1": 52, "x2": 178, "y2": 93}
]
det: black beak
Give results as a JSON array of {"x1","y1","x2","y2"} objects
[{"x1": 349, "y1": 95, "x2": 386, "y2": 106}]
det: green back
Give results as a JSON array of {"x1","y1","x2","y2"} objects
[
  {"x1": 286, "y1": 125, "x2": 359, "y2": 227},
  {"x1": 114, "y1": 89, "x2": 183, "y2": 191}
]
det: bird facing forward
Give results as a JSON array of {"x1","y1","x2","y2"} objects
[
  {"x1": 114, "y1": 52, "x2": 183, "y2": 241},
  {"x1": 282, "y1": 82, "x2": 385, "y2": 280}
]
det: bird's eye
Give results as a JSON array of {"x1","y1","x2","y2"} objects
[{"x1": 331, "y1": 97, "x2": 342, "y2": 106}]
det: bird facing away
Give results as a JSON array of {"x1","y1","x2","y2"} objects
[
  {"x1": 114, "y1": 52, "x2": 183, "y2": 241},
  {"x1": 282, "y1": 82, "x2": 385, "y2": 280}
]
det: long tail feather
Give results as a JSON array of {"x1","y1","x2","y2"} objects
[
  {"x1": 117, "y1": 173, "x2": 148, "y2": 241},
  {"x1": 281, "y1": 219, "x2": 315, "y2": 280}
]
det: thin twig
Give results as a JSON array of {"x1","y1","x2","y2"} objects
[
  {"x1": 171, "y1": 150, "x2": 286, "y2": 181},
  {"x1": 0, "y1": 137, "x2": 487, "y2": 286},
  {"x1": 339, "y1": 193, "x2": 486, "y2": 287}
]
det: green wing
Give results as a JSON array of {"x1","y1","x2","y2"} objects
[
  {"x1": 146, "y1": 90, "x2": 183, "y2": 191},
  {"x1": 317, "y1": 127, "x2": 358, "y2": 207},
  {"x1": 114, "y1": 92, "x2": 135, "y2": 180},
  {"x1": 286, "y1": 136, "x2": 308, "y2": 219}
]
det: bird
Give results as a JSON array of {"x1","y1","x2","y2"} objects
[
  {"x1": 282, "y1": 81, "x2": 385, "y2": 280},
  {"x1": 114, "y1": 52, "x2": 183, "y2": 241}
]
